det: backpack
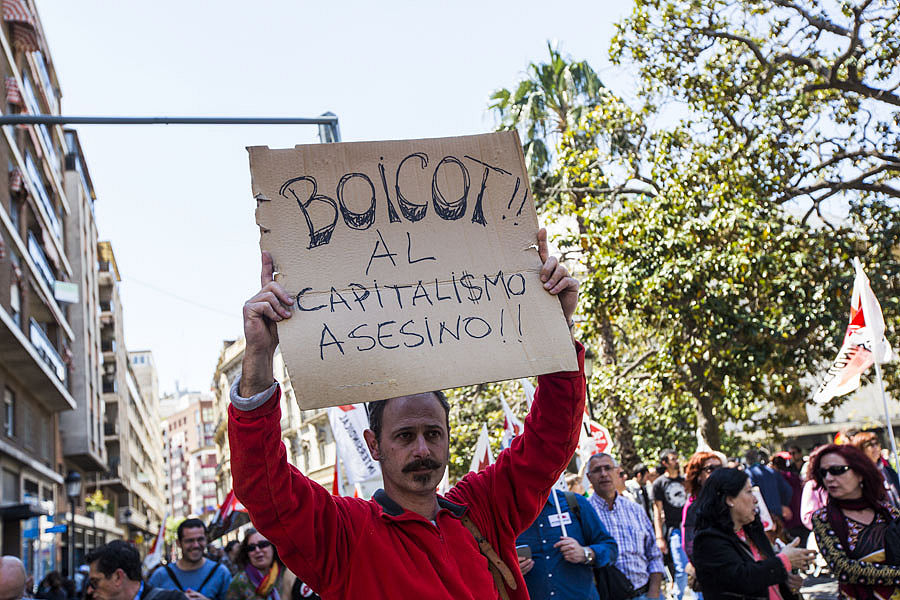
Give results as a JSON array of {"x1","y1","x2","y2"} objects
[
  {"x1": 561, "y1": 491, "x2": 635, "y2": 600},
  {"x1": 163, "y1": 559, "x2": 222, "y2": 595}
]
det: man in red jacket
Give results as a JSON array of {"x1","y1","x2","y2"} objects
[{"x1": 229, "y1": 228, "x2": 585, "y2": 599}]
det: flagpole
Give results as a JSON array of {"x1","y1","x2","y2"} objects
[
  {"x1": 874, "y1": 360, "x2": 900, "y2": 474},
  {"x1": 335, "y1": 454, "x2": 345, "y2": 497},
  {"x1": 551, "y1": 489, "x2": 568, "y2": 538}
]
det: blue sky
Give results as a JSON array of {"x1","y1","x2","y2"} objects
[{"x1": 38, "y1": 0, "x2": 635, "y2": 393}]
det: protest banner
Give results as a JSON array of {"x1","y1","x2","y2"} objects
[{"x1": 249, "y1": 132, "x2": 577, "y2": 409}]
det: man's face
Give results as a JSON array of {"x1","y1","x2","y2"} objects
[
  {"x1": 366, "y1": 393, "x2": 448, "y2": 495},
  {"x1": 789, "y1": 448, "x2": 802, "y2": 465},
  {"x1": 634, "y1": 471, "x2": 647, "y2": 485},
  {"x1": 87, "y1": 562, "x2": 123, "y2": 600},
  {"x1": 178, "y1": 527, "x2": 207, "y2": 563},
  {"x1": 587, "y1": 456, "x2": 618, "y2": 496}
]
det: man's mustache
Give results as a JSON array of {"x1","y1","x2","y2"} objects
[{"x1": 402, "y1": 458, "x2": 442, "y2": 472}]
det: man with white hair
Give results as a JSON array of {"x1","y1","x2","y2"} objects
[
  {"x1": 0, "y1": 556, "x2": 27, "y2": 600},
  {"x1": 587, "y1": 453, "x2": 665, "y2": 600}
]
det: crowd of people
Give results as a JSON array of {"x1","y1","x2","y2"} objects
[{"x1": 5, "y1": 239, "x2": 900, "y2": 600}]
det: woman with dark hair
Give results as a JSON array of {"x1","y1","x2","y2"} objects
[
  {"x1": 35, "y1": 571, "x2": 66, "y2": 600},
  {"x1": 226, "y1": 529, "x2": 298, "y2": 600},
  {"x1": 809, "y1": 443, "x2": 900, "y2": 599},
  {"x1": 692, "y1": 468, "x2": 814, "y2": 600},
  {"x1": 852, "y1": 431, "x2": 900, "y2": 507}
]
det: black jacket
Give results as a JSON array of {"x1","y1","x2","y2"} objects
[{"x1": 693, "y1": 520, "x2": 797, "y2": 600}]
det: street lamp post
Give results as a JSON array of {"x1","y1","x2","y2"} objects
[
  {"x1": 584, "y1": 348, "x2": 596, "y2": 421},
  {"x1": 64, "y1": 471, "x2": 82, "y2": 578}
]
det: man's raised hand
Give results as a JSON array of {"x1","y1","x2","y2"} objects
[
  {"x1": 536, "y1": 228, "x2": 579, "y2": 326},
  {"x1": 240, "y1": 251, "x2": 293, "y2": 397}
]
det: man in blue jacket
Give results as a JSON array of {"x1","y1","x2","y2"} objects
[
  {"x1": 516, "y1": 487, "x2": 618, "y2": 600},
  {"x1": 746, "y1": 449, "x2": 793, "y2": 524}
]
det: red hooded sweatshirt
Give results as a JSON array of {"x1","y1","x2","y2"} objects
[{"x1": 228, "y1": 343, "x2": 584, "y2": 599}]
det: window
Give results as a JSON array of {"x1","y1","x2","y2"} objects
[
  {"x1": 1, "y1": 469, "x2": 17, "y2": 503},
  {"x1": 3, "y1": 388, "x2": 14, "y2": 437},
  {"x1": 9, "y1": 277, "x2": 20, "y2": 327},
  {"x1": 9, "y1": 194, "x2": 19, "y2": 232}
]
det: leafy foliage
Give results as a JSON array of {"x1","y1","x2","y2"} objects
[
  {"x1": 611, "y1": 0, "x2": 900, "y2": 221},
  {"x1": 446, "y1": 379, "x2": 531, "y2": 482}
]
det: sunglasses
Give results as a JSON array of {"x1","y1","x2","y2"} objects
[
  {"x1": 247, "y1": 541, "x2": 272, "y2": 552},
  {"x1": 818, "y1": 465, "x2": 852, "y2": 478},
  {"x1": 701, "y1": 464, "x2": 721, "y2": 474}
]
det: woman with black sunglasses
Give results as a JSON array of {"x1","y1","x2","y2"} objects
[
  {"x1": 809, "y1": 443, "x2": 900, "y2": 599},
  {"x1": 226, "y1": 529, "x2": 315, "y2": 600}
]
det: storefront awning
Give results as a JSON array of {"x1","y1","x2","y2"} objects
[
  {"x1": 1, "y1": 0, "x2": 40, "y2": 52},
  {"x1": 0, "y1": 501, "x2": 50, "y2": 521}
]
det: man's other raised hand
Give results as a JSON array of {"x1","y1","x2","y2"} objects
[
  {"x1": 240, "y1": 251, "x2": 293, "y2": 397},
  {"x1": 536, "y1": 228, "x2": 579, "y2": 337}
]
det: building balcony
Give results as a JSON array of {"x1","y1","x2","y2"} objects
[
  {"x1": 29, "y1": 318, "x2": 66, "y2": 384},
  {"x1": 0, "y1": 305, "x2": 74, "y2": 412},
  {"x1": 96, "y1": 463, "x2": 126, "y2": 493},
  {"x1": 27, "y1": 231, "x2": 56, "y2": 291},
  {"x1": 117, "y1": 506, "x2": 149, "y2": 532}
]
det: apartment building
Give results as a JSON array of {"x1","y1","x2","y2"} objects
[
  {"x1": 211, "y1": 339, "x2": 337, "y2": 508},
  {"x1": 58, "y1": 132, "x2": 124, "y2": 568},
  {"x1": 0, "y1": 0, "x2": 82, "y2": 580},
  {"x1": 162, "y1": 391, "x2": 217, "y2": 519},
  {"x1": 92, "y1": 243, "x2": 165, "y2": 549}
]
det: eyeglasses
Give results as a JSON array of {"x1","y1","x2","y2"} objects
[
  {"x1": 701, "y1": 464, "x2": 721, "y2": 474},
  {"x1": 818, "y1": 465, "x2": 852, "y2": 478},
  {"x1": 589, "y1": 465, "x2": 616, "y2": 475},
  {"x1": 246, "y1": 541, "x2": 272, "y2": 552},
  {"x1": 87, "y1": 575, "x2": 107, "y2": 590}
]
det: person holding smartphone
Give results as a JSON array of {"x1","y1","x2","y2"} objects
[{"x1": 516, "y1": 487, "x2": 617, "y2": 599}]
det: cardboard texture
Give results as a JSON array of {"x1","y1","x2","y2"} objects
[{"x1": 249, "y1": 131, "x2": 577, "y2": 409}]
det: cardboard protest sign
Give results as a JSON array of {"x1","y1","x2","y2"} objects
[{"x1": 249, "y1": 131, "x2": 577, "y2": 409}]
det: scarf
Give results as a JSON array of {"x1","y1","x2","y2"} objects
[
  {"x1": 246, "y1": 563, "x2": 282, "y2": 600},
  {"x1": 826, "y1": 496, "x2": 895, "y2": 599},
  {"x1": 826, "y1": 496, "x2": 892, "y2": 555}
]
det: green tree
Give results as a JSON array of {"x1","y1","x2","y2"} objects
[
  {"x1": 612, "y1": 0, "x2": 899, "y2": 220},
  {"x1": 490, "y1": 44, "x2": 646, "y2": 467},
  {"x1": 490, "y1": 42, "x2": 604, "y2": 183},
  {"x1": 542, "y1": 0, "x2": 900, "y2": 458}
]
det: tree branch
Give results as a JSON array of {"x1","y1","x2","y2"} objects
[
  {"x1": 615, "y1": 349, "x2": 658, "y2": 382},
  {"x1": 803, "y1": 79, "x2": 900, "y2": 107},
  {"x1": 769, "y1": 0, "x2": 852, "y2": 37}
]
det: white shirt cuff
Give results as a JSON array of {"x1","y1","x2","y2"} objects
[{"x1": 230, "y1": 374, "x2": 278, "y2": 411}]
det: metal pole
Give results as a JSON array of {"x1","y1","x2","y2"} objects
[
  {"x1": 874, "y1": 360, "x2": 900, "y2": 475},
  {"x1": 0, "y1": 115, "x2": 339, "y2": 126},
  {"x1": 67, "y1": 498, "x2": 75, "y2": 578}
]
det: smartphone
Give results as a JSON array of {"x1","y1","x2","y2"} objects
[{"x1": 516, "y1": 545, "x2": 532, "y2": 560}]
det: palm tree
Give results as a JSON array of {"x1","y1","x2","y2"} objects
[
  {"x1": 491, "y1": 45, "x2": 642, "y2": 470},
  {"x1": 490, "y1": 42, "x2": 604, "y2": 179}
]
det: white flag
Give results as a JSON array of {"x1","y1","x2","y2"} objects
[
  {"x1": 437, "y1": 466, "x2": 451, "y2": 496},
  {"x1": 813, "y1": 258, "x2": 894, "y2": 403},
  {"x1": 519, "y1": 378, "x2": 536, "y2": 410},
  {"x1": 142, "y1": 513, "x2": 168, "y2": 575},
  {"x1": 328, "y1": 405, "x2": 381, "y2": 485},
  {"x1": 469, "y1": 424, "x2": 494, "y2": 473},
  {"x1": 500, "y1": 396, "x2": 524, "y2": 450}
]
